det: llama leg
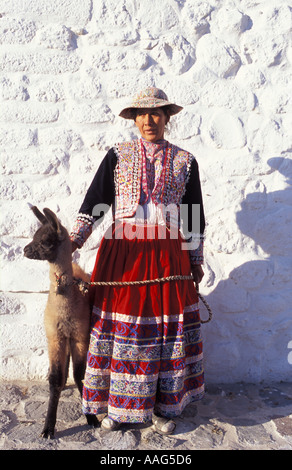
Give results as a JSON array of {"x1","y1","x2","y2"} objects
[
  {"x1": 42, "y1": 338, "x2": 69, "y2": 439},
  {"x1": 70, "y1": 338, "x2": 99, "y2": 428}
]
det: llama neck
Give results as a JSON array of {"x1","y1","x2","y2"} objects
[{"x1": 48, "y1": 237, "x2": 73, "y2": 293}]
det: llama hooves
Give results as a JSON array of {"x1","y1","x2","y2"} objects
[
  {"x1": 86, "y1": 414, "x2": 99, "y2": 428},
  {"x1": 41, "y1": 428, "x2": 55, "y2": 439},
  {"x1": 40, "y1": 415, "x2": 98, "y2": 438}
]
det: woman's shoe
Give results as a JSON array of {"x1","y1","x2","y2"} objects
[
  {"x1": 101, "y1": 416, "x2": 120, "y2": 431},
  {"x1": 152, "y1": 414, "x2": 176, "y2": 435}
]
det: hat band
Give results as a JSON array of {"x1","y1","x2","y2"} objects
[{"x1": 132, "y1": 98, "x2": 171, "y2": 108}]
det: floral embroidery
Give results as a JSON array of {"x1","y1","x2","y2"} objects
[
  {"x1": 114, "y1": 139, "x2": 194, "y2": 220},
  {"x1": 186, "y1": 235, "x2": 204, "y2": 266},
  {"x1": 113, "y1": 140, "x2": 142, "y2": 220},
  {"x1": 70, "y1": 213, "x2": 95, "y2": 247}
]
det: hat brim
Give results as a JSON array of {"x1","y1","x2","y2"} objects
[{"x1": 119, "y1": 102, "x2": 183, "y2": 120}]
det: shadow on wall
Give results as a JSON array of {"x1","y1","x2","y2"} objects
[{"x1": 202, "y1": 157, "x2": 292, "y2": 383}]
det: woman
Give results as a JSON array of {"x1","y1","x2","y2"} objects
[{"x1": 70, "y1": 87, "x2": 205, "y2": 434}]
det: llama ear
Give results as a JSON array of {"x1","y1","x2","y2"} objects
[
  {"x1": 43, "y1": 208, "x2": 65, "y2": 239},
  {"x1": 31, "y1": 206, "x2": 47, "y2": 225},
  {"x1": 43, "y1": 208, "x2": 60, "y2": 230}
]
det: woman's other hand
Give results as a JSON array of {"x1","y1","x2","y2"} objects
[{"x1": 191, "y1": 265, "x2": 204, "y2": 284}]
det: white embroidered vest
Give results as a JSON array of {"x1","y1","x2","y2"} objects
[{"x1": 113, "y1": 140, "x2": 194, "y2": 222}]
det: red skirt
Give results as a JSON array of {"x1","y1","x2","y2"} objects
[{"x1": 82, "y1": 222, "x2": 204, "y2": 423}]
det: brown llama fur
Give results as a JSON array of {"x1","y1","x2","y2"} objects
[{"x1": 24, "y1": 206, "x2": 98, "y2": 438}]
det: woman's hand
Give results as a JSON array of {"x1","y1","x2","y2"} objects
[{"x1": 191, "y1": 265, "x2": 204, "y2": 284}]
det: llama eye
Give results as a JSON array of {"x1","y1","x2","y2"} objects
[{"x1": 40, "y1": 241, "x2": 53, "y2": 249}]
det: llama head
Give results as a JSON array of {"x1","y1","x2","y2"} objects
[{"x1": 24, "y1": 206, "x2": 68, "y2": 262}]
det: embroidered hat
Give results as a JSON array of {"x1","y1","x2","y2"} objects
[{"x1": 119, "y1": 87, "x2": 183, "y2": 119}]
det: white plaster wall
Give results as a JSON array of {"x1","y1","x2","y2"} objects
[{"x1": 0, "y1": 0, "x2": 291, "y2": 384}]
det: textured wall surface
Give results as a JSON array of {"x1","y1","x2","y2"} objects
[{"x1": 1, "y1": 0, "x2": 291, "y2": 383}]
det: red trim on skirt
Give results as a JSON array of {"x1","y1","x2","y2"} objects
[{"x1": 82, "y1": 222, "x2": 204, "y2": 423}]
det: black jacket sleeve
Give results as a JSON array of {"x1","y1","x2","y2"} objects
[
  {"x1": 181, "y1": 158, "x2": 205, "y2": 236},
  {"x1": 70, "y1": 149, "x2": 117, "y2": 248},
  {"x1": 79, "y1": 148, "x2": 117, "y2": 219}
]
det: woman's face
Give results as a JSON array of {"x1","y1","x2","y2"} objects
[{"x1": 134, "y1": 108, "x2": 169, "y2": 142}]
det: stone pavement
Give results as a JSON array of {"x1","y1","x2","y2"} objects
[{"x1": 0, "y1": 380, "x2": 291, "y2": 451}]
